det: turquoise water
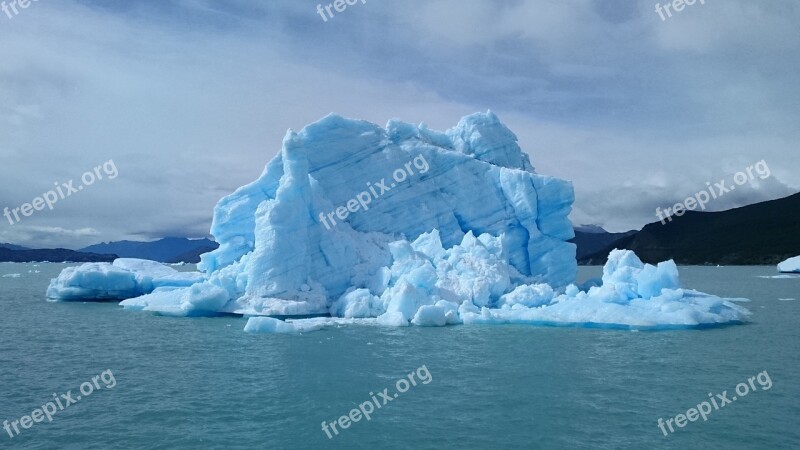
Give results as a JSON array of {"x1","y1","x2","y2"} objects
[{"x1": 1, "y1": 263, "x2": 798, "y2": 449}]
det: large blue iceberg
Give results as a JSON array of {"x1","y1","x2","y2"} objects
[{"x1": 47, "y1": 112, "x2": 750, "y2": 331}]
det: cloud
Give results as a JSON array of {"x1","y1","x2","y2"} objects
[
  {"x1": 0, "y1": 225, "x2": 100, "y2": 249},
  {"x1": 0, "y1": 0, "x2": 797, "y2": 247}
]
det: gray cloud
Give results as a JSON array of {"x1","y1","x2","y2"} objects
[{"x1": 0, "y1": 0, "x2": 797, "y2": 247}]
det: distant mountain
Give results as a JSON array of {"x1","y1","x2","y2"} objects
[
  {"x1": 168, "y1": 245, "x2": 219, "y2": 264},
  {"x1": 573, "y1": 224, "x2": 609, "y2": 234},
  {"x1": 0, "y1": 247, "x2": 116, "y2": 263},
  {"x1": 580, "y1": 192, "x2": 800, "y2": 265},
  {"x1": 570, "y1": 228, "x2": 638, "y2": 261},
  {"x1": 80, "y1": 237, "x2": 218, "y2": 263},
  {"x1": 0, "y1": 243, "x2": 31, "y2": 251}
]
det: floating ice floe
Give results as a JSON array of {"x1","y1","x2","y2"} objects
[
  {"x1": 778, "y1": 256, "x2": 800, "y2": 274},
  {"x1": 47, "y1": 258, "x2": 204, "y2": 301}
]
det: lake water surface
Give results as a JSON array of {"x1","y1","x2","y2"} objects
[{"x1": 1, "y1": 264, "x2": 798, "y2": 449}]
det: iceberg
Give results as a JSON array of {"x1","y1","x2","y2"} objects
[
  {"x1": 47, "y1": 258, "x2": 204, "y2": 301},
  {"x1": 777, "y1": 256, "x2": 800, "y2": 273},
  {"x1": 47, "y1": 112, "x2": 750, "y2": 331}
]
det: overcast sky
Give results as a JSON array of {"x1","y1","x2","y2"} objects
[{"x1": 1, "y1": 0, "x2": 798, "y2": 249}]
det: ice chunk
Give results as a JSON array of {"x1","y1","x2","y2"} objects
[
  {"x1": 330, "y1": 288, "x2": 383, "y2": 318},
  {"x1": 383, "y1": 281, "x2": 431, "y2": 322},
  {"x1": 498, "y1": 284, "x2": 555, "y2": 308},
  {"x1": 244, "y1": 316, "x2": 380, "y2": 333},
  {"x1": 636, "y1": 260, "x2": 680, "y2": 299},
  {"x1": 436, "y1": 300, "x2": 462, "y2": 325},
  {"x1": 460, "y1": 288, "x2": 749, "y2": 329},
  {"x1": 456, "y1": 250, "x2": 749, "y2": 329},
  {"x1": 778, "y1": 256, "x2": 800, "y2": 273},
  {"x1": 119, "y1": 282, "x2": 228, "y2": 316},
  {"x1": 47, "y1": 259, "x2": 204, "y2": 301},
  {"x1": 412, "y1": 305, "x2": 448, "y2": 327},
  {"x1": 376, "y1": 311, "x2": 409, "y2": 327},
  {"x1": 409, "y1": 300, "x2": 464, "y2": 327},
  {"x1": 244, "y1": 317, "x2": 301, "y2": 334}
]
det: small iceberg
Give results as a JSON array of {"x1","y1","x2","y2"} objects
[
  {"x1": 47, "y1": 258, "x2": 204, "y2": 301},
  {"x1": 778, "y1": 256, "x2": 800, "y2": 274}
]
